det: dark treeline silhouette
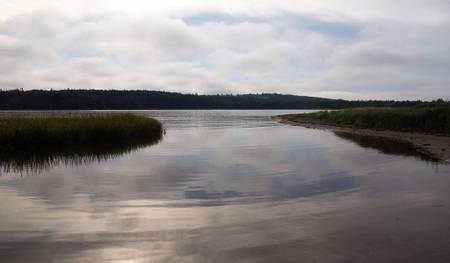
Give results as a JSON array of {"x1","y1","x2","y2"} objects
[{"x1": 0, "y1": 89, "x2": 425, "y2": 110}]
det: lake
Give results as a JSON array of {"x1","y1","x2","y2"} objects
[{"x1": 1, "y1": 110, "x2": 449, "y2": 262}]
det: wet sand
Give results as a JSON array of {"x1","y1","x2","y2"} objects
[{"x1": 274, "y1": 114, "x2": 450, "y2": 162}]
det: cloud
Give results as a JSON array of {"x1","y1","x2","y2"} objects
[
  {"x1": 304, "y1": 19, "x2": 450, "y2": 99},
  {"x1": 0, "y1": 1, "x2": 448, "y2": 99}
]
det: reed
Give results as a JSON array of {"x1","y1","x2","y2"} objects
[
  {"x1": 0, "y1": 113, "x2": 163, "y2": 152},
  {"x1": 299, "y1": 103, "x2": 450, "y2": 134}
]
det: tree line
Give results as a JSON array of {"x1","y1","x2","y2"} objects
[{"x1": 0, "y1": 89, "x2": 427, "y2": 110}]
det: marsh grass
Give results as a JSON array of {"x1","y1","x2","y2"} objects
[
  {"x1": 0, "y1": 113, "x2": 164, "y2": 173},
  {"x1": 302, "y1": 103, "x2": 450, "y2": 134},
  {"x1": 0, "y1": 113, "x2": 163, "y2": 151}
]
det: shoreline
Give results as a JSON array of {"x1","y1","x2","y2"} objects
[{"x1": 274, "y1": 114, "x2": 450, "y2": 162}]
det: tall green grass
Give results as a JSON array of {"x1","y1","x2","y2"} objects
[
  {"x1": 0, "y1": 113, "x2": 164, "y2": 152},
  {"x1": 301, "y1": 103, "x2": 450, "y2": 134}
]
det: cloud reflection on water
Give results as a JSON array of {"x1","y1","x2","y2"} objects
[{"x1": 0, "y1": 110, "x2": 449, "y2": 262}]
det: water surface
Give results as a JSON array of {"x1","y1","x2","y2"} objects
[{"x1": 1, "y1": 110, "x2": 449, "y2": 262}]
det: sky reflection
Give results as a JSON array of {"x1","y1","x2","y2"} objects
[{"x1": 0, "y1": 110, "x2": 449, "y2": 262}]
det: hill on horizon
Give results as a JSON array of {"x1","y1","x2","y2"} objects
[{"x1": 0, "y1": 89, "x2": 422, "y2": 110}]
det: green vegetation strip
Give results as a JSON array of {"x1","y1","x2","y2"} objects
[
  {"x1": 0, "y1": 113, "x2": 163, "y2": 152},
  {"x1": 298, "y1": 103, "x2": 450, "y2": 134}
]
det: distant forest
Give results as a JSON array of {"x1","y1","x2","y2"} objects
[{"x1": 0, "y1": 89, "x2": 427, "y2": 110}]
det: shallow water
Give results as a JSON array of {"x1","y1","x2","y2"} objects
[{"x1": 0, "y1": 110, "x2": 449, "y2": 262}]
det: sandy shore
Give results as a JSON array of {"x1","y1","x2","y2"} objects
[{"x1": 274, "y1": 114, "x2": 450, "y2": 162}]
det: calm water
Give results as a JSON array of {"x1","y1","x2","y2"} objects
[{"x1": 1, "y1": 110, "x2": 450, "y2": 262}]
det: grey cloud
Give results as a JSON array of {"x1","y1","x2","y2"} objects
[
  {"x1": 0, "y1": 2, "x2": 449, "y2": 99},
  {"x1": 0, "y1": 36, "x2": 36, "y2": 59},
  {"x1": 70, "y1": 57, "x2": 121, "y2": 77},
  {"x1": 131, "y1": 17, "x2": 209, "y2": 56},
  {"x1": 0, "y1": 10, "x2": 65, "y2": 41},
  {"x1": 330, "y1": 43, "x2": 421, "y2": 67},
  {"x1": 0, "y1": 35, "x2": 58, "y2": 62},
  {"x1": 183, "y1": 11, "x2": 363, "y2": 40}
]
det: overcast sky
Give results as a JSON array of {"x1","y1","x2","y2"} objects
[{"x1": 0, "y1": 1, "x2": 449, "y2": 99}]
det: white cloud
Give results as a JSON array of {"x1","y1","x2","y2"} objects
[{"x1": 0, "y1": 1, "x2": 448, "y2": 99}]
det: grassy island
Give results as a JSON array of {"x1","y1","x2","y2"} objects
[
  {"x1": 0, "y1": 113, "x2": 164, "y2": 152},
  {"x1": 282, "y1": 103, "x2": 450, "y2": 135}
]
